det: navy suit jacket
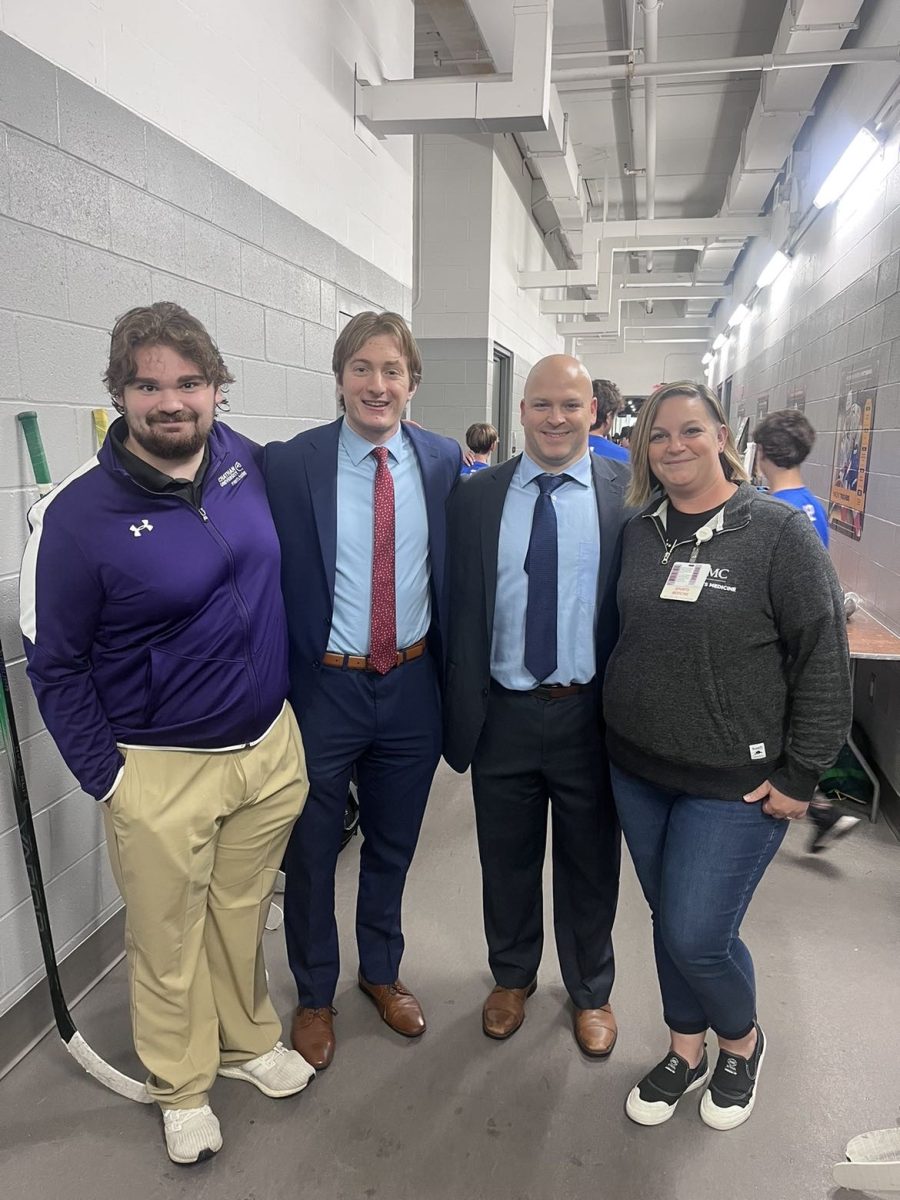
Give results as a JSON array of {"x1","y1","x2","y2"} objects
[
  {"x1": 265, "y1": 418, "x2": 461, "y2": 722},
  {"x1": 442, "y1": 451, "x2": 631, "y2": 773}
]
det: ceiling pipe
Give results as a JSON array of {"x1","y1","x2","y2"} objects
[
  {"x1": 617, "y1": 0, "x2": 641, "y2": 233},
  {"x1": 641, "y1": 0, "x2": 660, "y2": 290},
  {"x1": 540, "y1": 285, "x2": 729, "y2": 313},
  {"x1": 558, "y1": 313, "x2": 713, "y2": 336},
  {"x1": 551, "y1": 45, "x2": 900, "y2": 84},
  {"x1": 553, "y1": 48, "x2": 639, "y2": 61}
]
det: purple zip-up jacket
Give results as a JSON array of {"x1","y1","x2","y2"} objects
[{"x1": 19, "y1": 422, "x2": 289, "y2": 801}]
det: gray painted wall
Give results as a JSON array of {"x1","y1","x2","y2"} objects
[
  {"x1": 0, "y1": 31, "x2": 410, "y2": 1019},
  {"x1": 728, "y1": 168, "x2": 900, "y2": 802}
]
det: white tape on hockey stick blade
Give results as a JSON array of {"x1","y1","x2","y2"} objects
[
  {"x1": 0, "y1": 646, "x2": 150, "y2": 1104},
  {"x1": 66, "y1": 1034, "x2": 152, "y2": 1103}
]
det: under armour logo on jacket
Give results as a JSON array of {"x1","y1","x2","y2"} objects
[{"x1": 129, "y1": 519, "x2": 154, "y2": 537}]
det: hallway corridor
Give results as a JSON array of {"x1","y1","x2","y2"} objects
[{"x1": 1, "y1": 762, "x2": 897, "y2": 1200}]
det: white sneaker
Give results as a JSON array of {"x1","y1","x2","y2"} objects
[
  {"x1": 218, "y1": 1041, "x2": 315, "y2": 1097},
  {"x1": 699, "y1": 1024, "x2": 766, "y2": 1130},
  {"x1": 162, "y1": 1104, "x2": 222, "y2": 1165}
]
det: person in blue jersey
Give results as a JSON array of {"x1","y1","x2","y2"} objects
[
  {"x1": 753, "y1": 408, "x2": 860, "y2": 852},
  {"x1": 589, "y1": 378, "x2": 630, "y2": 462},
  {"x1": 753, "y1": 409, "x2": 829, "y2": 545},
  {"x1": 460, "y1": 422, "x2": 498, "y2": 476}
]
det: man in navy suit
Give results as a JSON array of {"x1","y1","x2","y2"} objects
[
  {"x1": 443, "y1": 356, "x2": 628, "y2": 1056},
  {"x1": 265, "y1": 312, "x2": 460, "y2": 1071}
]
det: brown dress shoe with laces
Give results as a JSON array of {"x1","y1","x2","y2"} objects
[
  {"x1": 482, "y1": 980, "x2": 537, "y2": 1040},
  {"x1": 358, "y1": 974, "x2": 426, "y2": 1037},
  {"x1": 291, "y1": 1006, "x2": 336, "y2": 1070},
  {"x1": 573, "y1": 1004, "x2": 617, "y2": 1058}
]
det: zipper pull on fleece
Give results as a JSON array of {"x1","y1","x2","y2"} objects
[{"x1": 199, "y1": 507, "x2": 209, "y2": 522}]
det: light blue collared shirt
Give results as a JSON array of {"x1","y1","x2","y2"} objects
[
  {"x1": 491, "y1": 450, "x2": 600, "y2": 689},
  {"x1": 328, "y1": 421, "x2": 431, "y2": 655}
]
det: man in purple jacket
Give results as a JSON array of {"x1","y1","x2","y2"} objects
[{"x1": 19, "y1": 303, "x2": 312, "y2": 1166}]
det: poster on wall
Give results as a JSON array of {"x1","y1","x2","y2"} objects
[
  {"x1": 828, "y1": 362, "x2": 878, "y2": 541},
  {"x1": 734, "y1": 398, "x2": 746, "y2": 432},
  {"x1": 756, "y1": 394, "x2": 769, "y2": 423},
  {"x1": 786, "y1": 384, "x2": 806, "y2": 412}
]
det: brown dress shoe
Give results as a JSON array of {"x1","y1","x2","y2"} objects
[
  {"x1": 573, "y1": 1004, "x2": 617, "y2": 1058},
  {"x1": 482, "y1": 980, "x2": 537, "y2": 1040},
  {"x1": 358, "y1": 975, "x2": 426, "y2": 1037},
  {"x1": 291, "y1": 1006, "x2": 336, "y2": 1070}
]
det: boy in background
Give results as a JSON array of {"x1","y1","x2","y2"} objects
[
  {"x1": 753, "y1": 408, "x2": 860, "y2": 852},
  {"x1": 461, "y1": 422, "x2": 499, "y2": 476}
]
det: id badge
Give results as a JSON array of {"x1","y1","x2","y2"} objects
[{"x1": 660, "y1": 561, "x2": 711, "y2": 602}]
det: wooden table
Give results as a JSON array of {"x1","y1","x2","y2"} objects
[{"x1": 845, "y1": 607, "x2": 900, "y2": 823}]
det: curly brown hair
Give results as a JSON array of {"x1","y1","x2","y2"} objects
[{"x1": 103, "y1": 302, "x2": 234, "y2": 400}]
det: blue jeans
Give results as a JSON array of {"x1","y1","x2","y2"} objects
[{"x1": 610, "y1": 763, "x2": 787, "y2": 1040}]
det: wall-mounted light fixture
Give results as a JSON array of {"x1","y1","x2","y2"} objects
[
  {"x1": 701, "y1": 352, "x2": 713, "y2": 365},
  {"x1": 813, "y1": 128, "x2": 881, "y2": 210},
  {"x1": 712, "y1": 333, "x2": 727, "y2": 351},
  {"x1": 727, "y1": 303, "x2": 751, "y2": 328},
  {"x1": 756, "y1": 250, "x2": 790, "y2": 290}
]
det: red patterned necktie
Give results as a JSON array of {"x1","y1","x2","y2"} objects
[{"x1": 368, "y1": 446, "x2": 397, "y2": 674}]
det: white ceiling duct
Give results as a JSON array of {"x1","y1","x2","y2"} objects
[
  {"x1": 360, "y1": 2, "x2": 584, "y2": 241},
  {"x1": 357, "y1": 1, "x2": 555, "y2": 135}
]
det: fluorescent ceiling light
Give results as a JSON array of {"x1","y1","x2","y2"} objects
[
  {"x1": 727, "y1": 303, "x2": 750, "y2": 328},
  {"x1": 756, "y1": 251, "x2": 789, "y2": 290},
  {"x1": 814, "y1": 129, "x2": 880, "y2": 209},
  {"x1": 712, "y1": 333, "x2": 727, "y2": 351},
  {"x1": 701, "y1": 352, "x2": 713, "y2": 365}
]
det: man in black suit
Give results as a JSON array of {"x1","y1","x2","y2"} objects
[{"x1": 443, "y1": 355, "x2": 629, "y2": 1055}]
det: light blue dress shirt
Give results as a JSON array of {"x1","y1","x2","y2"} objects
[
  {"x1": 328, "y1": 421, "x2": 431, "y2": 655},
  {"x1": 491, "y1": 450, "x2": 600, "y2": 689}
]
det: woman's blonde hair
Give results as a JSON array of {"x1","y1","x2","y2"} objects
[{"x1": 626, "y1": 380, "x2": 748, "y2": 508}]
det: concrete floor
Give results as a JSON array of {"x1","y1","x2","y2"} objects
[{"x1": 1, "y1": 762, "x2": 898, "y2": 1200}]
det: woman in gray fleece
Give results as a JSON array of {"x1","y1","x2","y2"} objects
[{"x1": 604, "y1": 381, "x2": 850, "y2": 1131}]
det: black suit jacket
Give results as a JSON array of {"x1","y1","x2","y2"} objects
[{"x1": 442, "y1": 452, "x2": 631, "y2": 773}]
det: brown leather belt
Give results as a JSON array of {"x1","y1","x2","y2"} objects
[
  {"x1": 321, "y1": 637, "x2": 428, "y2": 672},
  {"x1": 491, "y1": 679, "x2": 594, "y2": 700},
  {"x1": 531, "y1": 681, "x2": 593, "y2": 700}
]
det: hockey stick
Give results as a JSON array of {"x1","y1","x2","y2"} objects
[
  {"x1": 11, "y1": 410, "x2": 150, "y2": 1101},
  {"x1": 16, "y1": 412, "x2": 53, "y2": 496},
  {"x1": 91, "y1": 408, "x2": 111, "y2": 448},
  {"x1": 0, "y1": 647, "x2": 151, "y2": 1102}
]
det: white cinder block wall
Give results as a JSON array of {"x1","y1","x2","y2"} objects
[
  {"x1": 709, "y1": 0, "x2": 900, "y2": 797},
  {"x1": 0, "y1": 0, "x2": 417, "y2": 1024},
  {"x1": 0, "y1": 0, "x2": 415, "y2": 283}
]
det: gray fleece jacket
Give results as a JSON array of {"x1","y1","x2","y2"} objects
[{"x1": 603, "y1": 483, "x2": 851, "y2": 802}]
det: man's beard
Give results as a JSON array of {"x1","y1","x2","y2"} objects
[{"x1": 128, "y1": 414, "x2": 208, "y2": 460}]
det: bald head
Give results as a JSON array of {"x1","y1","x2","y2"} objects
[
  {"x1": 524, "y1": 355, "x2": 593, "y2": 401},
  {"x1": 520, "y1": 354, "x2": 597, "y2": 473}
]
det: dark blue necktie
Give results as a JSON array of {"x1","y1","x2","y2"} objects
[{"x1": 524, "y1": 473, "x2": 568, "y2": 683}]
